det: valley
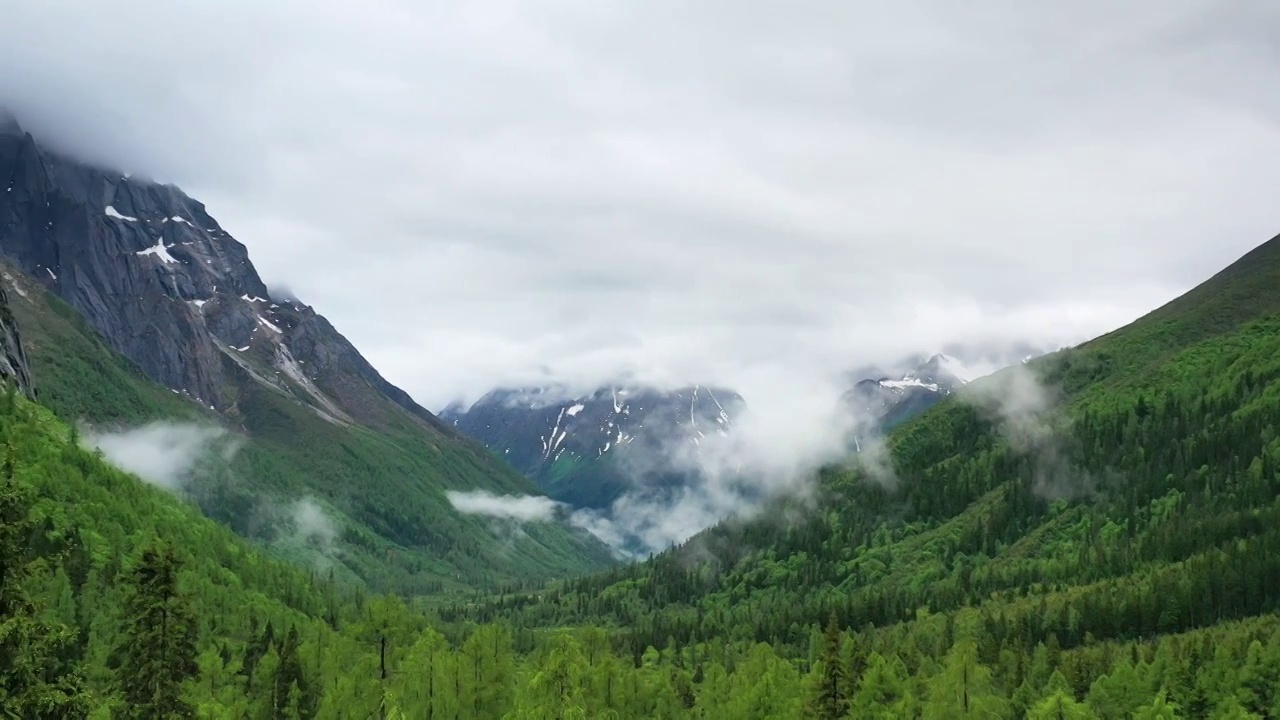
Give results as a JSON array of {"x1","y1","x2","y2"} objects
[{"x1": 2, "y1": 3, "x2": 1278, "y2": 717}]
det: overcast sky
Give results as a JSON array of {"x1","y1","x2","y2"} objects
[{"x1": 4, "y1": 1, "x2": 1280, "y2": 410}]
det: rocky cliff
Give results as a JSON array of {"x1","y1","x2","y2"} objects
[
  {"x1": 0, "y1": 117, "x2": 446, "y2": 432},
  {"x1": 0, "y1": 116, "x2": 615, "y2": 591},
  {"x1": 0, "y1": 283, "x2": 31, "y2": 396}
]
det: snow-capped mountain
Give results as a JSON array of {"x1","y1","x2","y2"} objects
[
  {"x1": 843, "y1": 353, "x2": 971, "y2": 434},
  {"x1": 844, "y1": 347, "x2": 1049, "y2": 438},
  {"x1": 441, "y1": 384, "x2": 743, "y2": 509}
]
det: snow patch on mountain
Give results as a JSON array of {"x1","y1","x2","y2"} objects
[
  {"x1": 136, "y1": 238, "x2": 178, "y2": 264},
  {"x1": 104, "y1": 205, "x2": 137, "y2": 221}
]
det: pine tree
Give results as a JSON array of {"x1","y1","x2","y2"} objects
[
  {"x1": 0, "y1": 445, "x2": 90, "y2": 719},
  {"x1": 1132, "y1": 690, "x2": 1182, "y2": 720},
  {"x1": 924, "y1": 632, "x2": 1008, "y2": 719},
  {"x1": 117, "y1": 541, "x2": 200, "y2": 719},
  {"x1": 273, "y1": 625, "x2": 307, "y2": 719},
  {"x1": 808, "y1": 612, "x2": 848, "y2": 719}
]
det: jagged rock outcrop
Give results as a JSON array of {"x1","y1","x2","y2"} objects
[
  {"x1": 0, "y1": 284, "x2": 31, "y2": 396},
  {"x1": 0, "y1": 117, "x2": 444, "y2": 430}
]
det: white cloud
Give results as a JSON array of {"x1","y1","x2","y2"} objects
[
  {"x1": 6, "y1": 3, "x2": 1279, "y2": 552},
  {"x1": 958, "y1": 362, "x2": 1090, "y2": 500},
  {"x1": 446, "y1": 489, "x2": 563, "y2": 522},
  {"x1": 291, "y1": 496, "x2": 338, "y2": 545},
  {"x1": 83, "y1": 421, "x2": 230, "y2": 491}
]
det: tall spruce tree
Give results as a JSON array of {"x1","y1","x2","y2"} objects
[
  {"x1": 273, "y1": 625, "x2": 307, "y2": 719},
  {"x1": 117, "y1": 541, "x2": 200, "y2": 719},
  {"x1": 808, "y1": 612, "x2": 849, "y2": 719},
  {"x1": 0, "y1": 446, "x2": 90, "y2": 718}
]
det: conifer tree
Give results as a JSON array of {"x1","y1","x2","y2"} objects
[
  {"x1": 0, "y1": 454, "x2": 90, "y2": 719},
  {"x1": 923, "y1": 633, "x2": 1008, "y2": 719},
  {"x1": 117, "y1": 541, "x2": 200, "y2": 719},
  {"x1": 808, "y1": 612, "x2": 848, "y2": 719},
  {"x1": 273, "y1": 625, "x2": 307, "y2": 719}
]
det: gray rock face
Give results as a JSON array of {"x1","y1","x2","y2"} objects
[
  {"x1": 0, "y1": 284, "x2": 31, "y2": 396},
  {"x1": 0, "y1": 119, "x2": 441, "y2": 428}
]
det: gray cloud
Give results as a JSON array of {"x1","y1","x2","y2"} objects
[
  {"x1": 6, "y1": 2, "x2": 1280, "y2": 543},
  {"x1": 565, "y1": 374, "x2": 859, "y2": 553},
  {"x1": 5, "y1": 2, "x2": 1278, "y2": 411},
  {"x1": 290, "y1": 497, "x2": 338, "y2": 546},
  {"x1": 276, "y1": 496, "x2": 342, "y2": 571}
]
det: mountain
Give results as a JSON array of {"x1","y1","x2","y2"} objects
[
  {"x1": 842, "y1": 352, "x2": 972, "y2": 438},
  {"x1": 455, "y1": 231, "x2": 1280, "y2": 713},
  {"x1": 442, "y1": 384, "x2": 743, "y2": 509},
  {"x1": 843, "y1": 347, "x2": 1049, "y2": 440},
  {"x1": 0, "y1": 117, "x2": 613, "y2": 593},
  {"x1": 0, "y1": 119, "x2": 443, "y2": 431}
]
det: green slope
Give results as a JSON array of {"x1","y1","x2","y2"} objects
[
  {"x1": 4, "y1": 265, "x2": 614, "y2": 595},
  {"x1": 443, "y1": 233, "x2": 1280, "y2": 714}
]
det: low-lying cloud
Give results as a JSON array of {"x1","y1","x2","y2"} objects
[
  {"x1": 559, "y1": 352, "x2": 1082, "y2": 556},
  {"x1": 85, "y1": 421, "x2": 349, "y2": 568},
  {"x1": 446, "y1": 489, "x2": 563, "y2": 522},
  {"x1": 275, "y1": 496, "x2": 343, "y2": 571},
  {"x1": 290, "y1": 496, "x2": 338, "y2": 545},
  {"x1": 958, "y1": 362, "x2": 1091, "y2": 500},
  {"x1": 83, "y1": 421, "x2": 234, "y2": 491},
  {"x1": 559, "y1": 371, "x2": 866, "y2": 555}
]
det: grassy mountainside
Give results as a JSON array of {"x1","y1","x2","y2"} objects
[
  {"x1": 442, "y1": 234, "x2": 1280, "y2": 716},
  {"x1": 4, "y1": 265, "x2": 614, "y2": 595}
]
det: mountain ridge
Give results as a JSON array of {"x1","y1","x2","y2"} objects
[
  {"x1": 442, "y1": 383, "x2": 743, "y2": 510},
  {"x1": 0, "y1": 118, "x2": 452, "y2": 435}
]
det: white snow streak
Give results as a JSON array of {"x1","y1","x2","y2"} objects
[
  {"x1": 104, "y1": 205, "x2": 137, "y2": 221},
  {"x1": 256, "y1": 315, "x2": 283, "y2": 334}
]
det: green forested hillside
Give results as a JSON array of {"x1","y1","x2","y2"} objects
[
  {"x1": 19, "y1": 375, "x2": 1272, "y2": 719},
  {"x1": 441, "y1": 235, "x2": 1280, "y2": 717},
  {"x1": 4, "y1": 265, "x2": 614, "y2": 595},
  {"x1": 9, "y1": 235, "x2": 1280, "y2": 718}
]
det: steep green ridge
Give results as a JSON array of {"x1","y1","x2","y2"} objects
[
  {"x1": 1049, "y1": 232, "x2": 1280, "y2": 398},
  {"x1": 3, "y1": 265, "x2": 614, "y2": 595},
  {"x1": 441, "y1": 234, "x2": 1280, "y2": 716}
]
